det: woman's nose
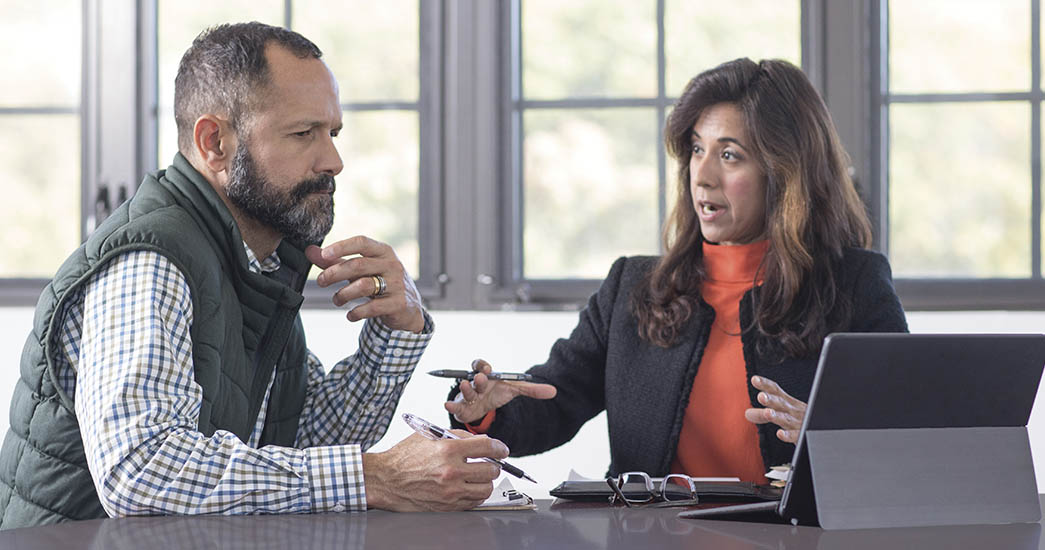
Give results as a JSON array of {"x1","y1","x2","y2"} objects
[{"x1": 692, "y1": 156, "x2": 717, "y2": 188}]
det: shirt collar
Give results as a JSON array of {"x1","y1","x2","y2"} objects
[
  {"x1": 702, "y1": 239, "x2": 769, "y2": 283},
  {"x1": 242, "y1": 242, "x2": 282, "y2": 274}
]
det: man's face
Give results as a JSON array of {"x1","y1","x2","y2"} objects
[
  {"x1": 225, "y1": 139, "x2": 335, "y2": 245},
  {"x1": 224, "y1": 43, "x2": 344, "y2": 245}
]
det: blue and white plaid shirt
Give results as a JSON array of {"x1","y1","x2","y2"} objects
[{"x1": 53, "y1": 244, "x2": 433, "y2": 516}]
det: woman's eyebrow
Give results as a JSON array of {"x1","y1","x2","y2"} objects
[{"x1": 692, "y1": 130, "x2": 748, "y2": 150}]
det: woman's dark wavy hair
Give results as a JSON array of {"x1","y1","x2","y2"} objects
[{"x1": 631, "y1": 58, "x2": 872, "y2": 359}]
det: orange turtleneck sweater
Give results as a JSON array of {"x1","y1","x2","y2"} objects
[{"x1": 670, "y1": 239, "x2": 769, "y2": 483}]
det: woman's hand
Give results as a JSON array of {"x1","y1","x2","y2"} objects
[
  {"x1": 443, "y1": 359, "x2": 557, "y2": 424},
  {"x1": 744, "y1": 375, "x2": 807, "y2": 443}
]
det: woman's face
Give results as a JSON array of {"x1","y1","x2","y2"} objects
[{"x1": 689, "y1": 102, "x2": 767, "y2": 246}]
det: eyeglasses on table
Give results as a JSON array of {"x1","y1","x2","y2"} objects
[{"x1": 605, "y1": 471, "x2": 701, "y2": 508}]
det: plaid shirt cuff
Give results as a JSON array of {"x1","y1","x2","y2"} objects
[
  {"x1": 306, "y1": 444, "x2": 366, "y2": 512},
  {"x1": 357, "y1": 310, "x2": 435, "y2": 374}
]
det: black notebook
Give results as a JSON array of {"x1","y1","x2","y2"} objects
[{"x1": 550, "y1": 479, "x2": 781, "y2": 503}]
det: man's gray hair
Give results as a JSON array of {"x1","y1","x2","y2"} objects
[{"x1": 174, "y1": 21, "x2": 323, "y2": 155}]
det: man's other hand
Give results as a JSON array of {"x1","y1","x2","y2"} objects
[{"x1": 362, "y1": 432, "x2": 509, "y2": 511}]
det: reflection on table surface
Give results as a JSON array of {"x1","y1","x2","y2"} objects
[{"x1": 1, "y1": 499, "x2": 1041, "y2": 550}]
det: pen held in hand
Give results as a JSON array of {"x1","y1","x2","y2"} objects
[
  {"x1": 402, "y1": 413, "x2": 538, "y2": 484},
  {"x1": 428, "y1": 369, "x2": 536, "y2": 382}
]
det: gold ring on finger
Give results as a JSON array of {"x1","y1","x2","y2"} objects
[{"x1": 369, "y1": 275, "x2": 388, "y2": 297}]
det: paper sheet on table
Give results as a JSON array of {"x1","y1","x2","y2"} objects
[
  {"x1": 765, "y1": 464, "x2": 791, "y2": 481},
  {"x1": 473, "y1": 478, "x2": 537, "y2": 511},
  {"x1": 566, "y1": 469, "x2": 600, "y2": 482}
]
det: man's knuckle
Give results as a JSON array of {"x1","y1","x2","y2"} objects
[
  {"x1": 435, "y1": 442, "x2": 456, "y2": 461},
  {"x1": 436, "y1": 467, "x2": 458, "y2": 485}
]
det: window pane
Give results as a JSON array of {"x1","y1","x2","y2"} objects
[
  {"x1": 665, "y1": 0, "x2": 800, "y2": 97},
  {"x1": 889, "y1": 1, "x2": 1029, "y2": 94},
  {"x1": 0, "y1": 116, "x2": 80, "y2": 277},
  {"x1": 322, "y1": 110, "x2": 419, "y2": 278},
  {"x1": 293, "y1": 0, "x2": 418, "y2": 103},
  {"x1": 158, "y1": 105, "x2": 177, "y2": 169},
  {"x1": 523, "y1": 109, "x2": 658, "y2": 278},
  {"x1": 0, "y1": 1, "x2": 81, "y2": 107},
  {"x1": 156, "y1": 1, "x2": 284, "y2": 167},
  {"x1": 522, "y1": 0, "x2": 656, "y2": 99},
  {"x1": 889, "y1": 103, "x2": 1029, "y2": 277}
]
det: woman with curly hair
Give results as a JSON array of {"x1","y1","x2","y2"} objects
[{"x1": 446, "y1": 58, "x2": 907, "y2": 482}]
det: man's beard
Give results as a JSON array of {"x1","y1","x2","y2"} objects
[{"x1": 225, "y1": 141, "x2": 335, "y2": 246}]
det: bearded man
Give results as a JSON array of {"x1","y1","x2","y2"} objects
[{"x1": 0, "y1": 22, "x2": 507, "y2": 528}]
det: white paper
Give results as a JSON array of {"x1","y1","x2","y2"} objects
[
  {"x1": 476, "y1": 478, "x2": 534, "y2": 508},
  {"x1": 566, "y1": 469, "x2": 601, "y2": 482}
]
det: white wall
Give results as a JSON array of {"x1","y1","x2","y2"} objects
[{"x1": 0, "y1": 308, "x2": 1042, "y2": 499}]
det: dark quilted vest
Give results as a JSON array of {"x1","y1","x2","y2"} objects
[{"x1": 0, "y1": 153, "x2": 311, "y2": 528}]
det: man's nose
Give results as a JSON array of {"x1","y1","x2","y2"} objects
[{"x1": 316, "y1": 135, "x2": 344, "y2": 176}]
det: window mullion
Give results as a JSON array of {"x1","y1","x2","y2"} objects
[
  {"x1": 415, "y1": 0, "x2": 445, "y2": 300},
  {"x1": 656, "y1": 0, "x2": 667, "y2": 251},
  {"x1": 84, "y1": 1, "x2": 144, "y2": 236},
  {"x1": 435, "y1": 0, "x2": 505, "y2": 309},
  {"x1": 138, "y1": 1, "x2": 158, "y2": 195},
  {"x1": 1032, "y1": 0, "x2": 1041, "y2": 279}
]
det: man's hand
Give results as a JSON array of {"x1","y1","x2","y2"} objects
[
  {"x1": 362, "y1": 432, "x2": 509, "y2": 511},
  {"x1": 444, "y1": 359, "x2": 557, "y2": 424},
  {"x1": 306, "y1": 236, "x2": 424, "y2": 333},
  {"x1": 744, "y1": 375, "x2": 807, "y2": 443}
]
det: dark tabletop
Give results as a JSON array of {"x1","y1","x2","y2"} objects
[{"x1": 1, "y1": 497, "x2": 1043, "y2": 550}]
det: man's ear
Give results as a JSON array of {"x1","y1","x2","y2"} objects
[{"x1": 193, "y1": 115, "x2": 237, "y2": 174}]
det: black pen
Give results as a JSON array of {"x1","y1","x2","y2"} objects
[
  {"x1": 402, "y1": 413, "x2": 538, "y2": 483},
  {"x1": 428, "y1": 369, "x2": 535, "y2": 382}
]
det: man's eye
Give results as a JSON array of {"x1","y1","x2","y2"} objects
[{"x1": 293, "y1": 130, "x2": 312, "y2": 137}]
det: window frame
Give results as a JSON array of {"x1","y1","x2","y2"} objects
[
  {"x1": 7, "y1": 0, "x2": 1045, "y2": 312},
  {"x1": 873, "y1": 0, "x2": 1045, "y2": 310},
  {"x1": 0, "y1": 2, "x2": 90, "y2": 305},
  {"x1": 470, "y1": 0, "x2": 814, "y2": 310},
  {"x1": 297, "y1": 0, "x2": 445, "y2": 307}
]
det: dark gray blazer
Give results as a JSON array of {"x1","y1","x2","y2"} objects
[{"x1": 451, "y1": 248, "x2": 908, "y2": 476}]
